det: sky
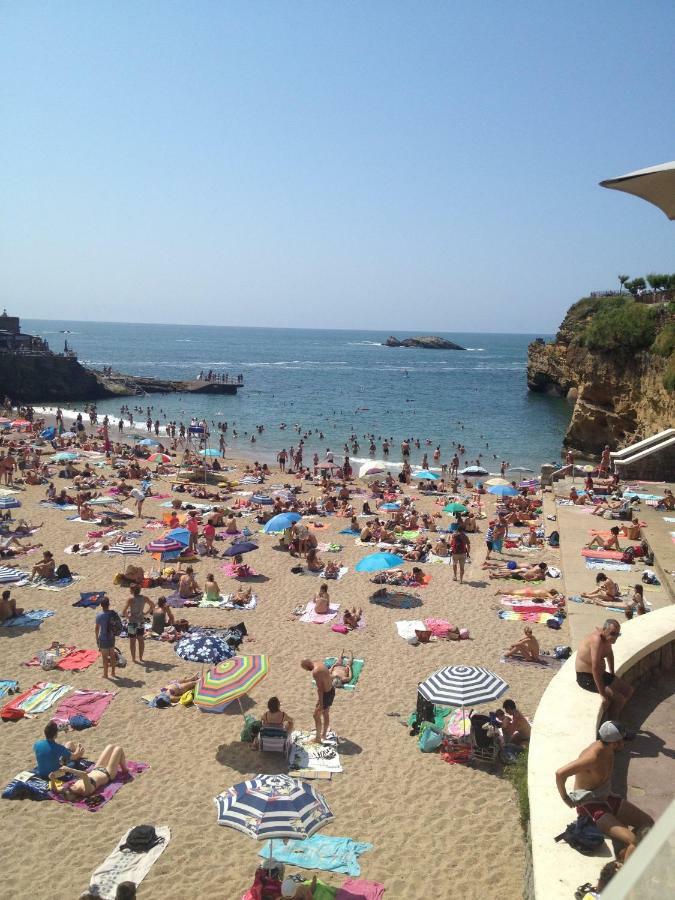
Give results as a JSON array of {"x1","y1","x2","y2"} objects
[{"x1": 1, "y1": 1, "x2": 674, "y2": 332}]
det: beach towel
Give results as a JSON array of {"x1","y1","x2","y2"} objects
[
  {"x1": 663, "y1": 517, "x2": 675, "y2": 523},
  {"x1": 0, "y1": 680, "x2": 19, "y2": 699},
  {"x1": 337, "y1": 879, "x2": 385, "y2": 900},
  {"x1": 318, "y1": 542, "x2": 343, "y2": 552},
  {"x1": 86, "y1": 825, "x2": 170, "y2": 899},
  {"x1": 25, "y1": 646, "x2": 98, "y2": 671},
  {"x1": 300, "y1": 601, "x2": 339, "y2": 624},
  {"x1": 499, "y1": 600, "x2": 560, "y2": 614},
  {"x1": 395, "y1": 620, "x2": 427, "y2": 641},
  {"x1": 73, "y1": 591, "x2": 106, "y2": 608},
  {"x1": 585, "y1": 560, "x2": 633, "y2": 571},
  {"x1": 65, "y1": 542, "x2": 103, "y2": 554},
  {"x1": 34, "y1": 575, "x2": 82, "y2": 591},
  {"x1": 424, "y1": 618, "x2": 454, "y2": 638},
  {"x1": 324, "y1": 657, "x2": 364, "y2": 690},
  {"x1": 498, "y1": 610, "x2": 554, "y2": 624},
  {"x1": 0, "y1": 609, "x2": 54, "y2": 629},
  {"x1": 198, "y1": 593, "x2": 258, "y2": 610},
  {"x1": 289, "y1": 731, "x2": 343, "y2": 773},
  {"x1": 51, "y1": 690, "x2": 116, "y2": 726},
  {"x1": 40, "y1": 501, "x2": 78, "y2": 510},
  {"x1": 339, "y1": 528, "x2": 360, "y2": 536},
  {"x1": 221, "y1": 563, "x2": 260, "y2": 578},
  {"x1": 3, "y1": 681, "x2": 71, "y2": 714},
  {"x1": 66, "y1": 516, "x2": 103, "y2": 525},
  {"x1": 500, "y1": 655, "x2": 563, "y2": 670},
  {"x1": 370, "y1": 591, "x2": 422, "y2": 609},
  {"x1": 50, "y1": 760, "x2": 149, "y2": 812},
  {"x1": 258, "y1": 835, "x2": 372, "y2": 877}
]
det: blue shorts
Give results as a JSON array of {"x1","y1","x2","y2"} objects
[{"x1": 492, "y1": 539, "x2": 503, "y2": 552}]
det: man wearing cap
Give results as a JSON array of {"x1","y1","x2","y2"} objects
[
  {"x1": 555, "y1": 721, "x2": 653, "y2": 861},
  {"x1": 575, "y1": 619, "x2": 633, "y2": 719}
]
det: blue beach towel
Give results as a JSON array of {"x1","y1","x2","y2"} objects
[
  {"x1": 339, "y1": 528, "x2": 360, "y2": 536},
  {"x1": 0, "y1": 680, "x2": 19, "y2": 699},
  {"x1": 258, "y1": 835, "x2": 373, "y2": 876},
  {"x1": 73, "y1": 592, "x2": 106, "y2": 608},
  {"x1": 0, "y1": 610, "x2": 55, "y2": 629}
]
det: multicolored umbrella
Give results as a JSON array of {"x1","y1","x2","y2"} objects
[
  {"x1": 0, "y1": 497, "x2": 21, "y2": 509},
  {"x1": 215, "y1": 774, "x2": 333, "y2": 843},
  {"x1": 10, "y1": 419, "x2": 32, "y2": 428},
  {"x1": 355, "y1": 551, "x2": 404, "y2": 573},
  {"x1": 175, "y1": 633, "x2": 234, "y2": 664},
  {"x1": 148, "y1": 453, "x2": 171, "y2": 463},
  {"x1": 252, "y1": 493, "x2": 274, "y2": 505},
  {"x1": 263, "y1": 512, "x2": 301, "y2": 533},
  {"x1": 195, "y1": 654, "x2": 268, "y2": 713},
  {"x1": 223, "y1": 541, "x2": 258, "y2": 557},
  {"x1": 145, "y1": 537, "x2": 184, "y2": 553},
  {"x1": 106, "y1": 540, "x2": 143, "y2": 555}
]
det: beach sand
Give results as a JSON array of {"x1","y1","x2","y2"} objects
[{"x1": 0, "y1": 450, "x2": 566, "y2": 899}]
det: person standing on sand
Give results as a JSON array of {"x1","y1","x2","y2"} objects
[
  {"x1": 95, "y1": 597, "x2": 116, "y2": 679},
  {"x1": 300, "y1": 659, "x2": 335, "y2": 742},
  {"x1": 122, "y1": 585, "x2": 154, "y2": 664},
  {"x1": 575, "y1": 619, "x2": 633, "y2": 719},
  {"x1": 450, "y1": 526, "x2": 470, "y2": 583},
  {"x1": 186, "y1": 512, "x2": 199, "y2": 553}
]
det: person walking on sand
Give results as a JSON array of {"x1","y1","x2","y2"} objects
[
  {"x1": 95, "y1": 597, "x2": 116, "y2": 680},
  {"x1": 122, "y1": 585, "x2": 154, "y2": 664},
  {"x1": 450, "y1": 526, "x2": 470, "y2": 584},
  {"x1": 300, "y1": 658, "x2": 335, "y2": 742},
  {"x1": 186, "y1": 511, "x2": 199, "y2": 553},
  {"x1": 575, "y1": 619, "x2": 633, "y2": 719}
]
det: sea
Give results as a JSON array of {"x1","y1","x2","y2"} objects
[{"x1": 25, "y1": 321, "x2": 571, "y2": 473}]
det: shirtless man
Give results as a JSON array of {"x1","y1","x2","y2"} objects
[
  {"x1": 329, "y1": 651, "x2": 353, "y2": 687},
  {"x1": 555, "y1": 721, "x2": 652, "y2": 861},
  {"x1": 501, "y1": 698, "x2": 531, "y2": 745},
  {"x1": 622, "y1": 518, "x2": 641, "y2": 541},
  {"x1": 575, "y1": 619, "x2": 633, "y2": 718},
  {"x1": 0, "y1": 589, "x2": 23, "y2": 622},
  {"x1": 300, "y1": 658, "x2": 335, "y2": 742},
  {"x1": 487, "y1": 561, "x2": 548, "y2": 581},
  {"x1": 504, "y1": 626, "x2": 540, "y2": 662}
]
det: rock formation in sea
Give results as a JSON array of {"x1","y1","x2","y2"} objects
[
  {"x1": 527, "y1": 294, "x2": 675, "y2": 454},
  {"x1": 384, "y1": 335, "x2": 466, "y2": 349}
]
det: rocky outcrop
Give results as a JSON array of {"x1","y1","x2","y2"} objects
[
  {"x1": 385, "y1": 335, "x2": 466, "y2": 349},
  {"x1": 527, "y1": 300, "x2": 675, "y2": 455}
]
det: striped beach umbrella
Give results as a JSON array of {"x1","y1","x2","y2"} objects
[
  {"x1": 195, "y1": 654, "x2": 269, "y2": 713},
  {"x1": 215, "y1": 774, "x2": 333, "y2": 842},
  {"x1": 175, "y1": 633, "x2": 234, "y2": 664},
  {"x1": 106, "y1": 539, "x2": 143, "y2": 555},
  {"x1": 0, "y1": 566, "x2": 29, "y2": 583},
  {"x1": 251, "y1": 493, "x2": 274, "y2": 505},
  {"x1": 355, "y1": 551, "x2": 404, "y2": 573},
  {"x1": 0, "y1": 497, "x2": 21, "y2": 509},
  {"x1": 145, "y1": 537, "x2": 184, "y2": 553},
  {"x1": 418, "y1": 665, "x2": 508, "y2": 708}
]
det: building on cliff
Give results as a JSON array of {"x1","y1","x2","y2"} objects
[{"x1": 0, "y1": 311, "x2": 51, "y2": 354}]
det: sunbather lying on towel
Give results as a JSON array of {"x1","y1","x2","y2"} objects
[
  {"x1": 0, "y1": 589, "x2": 24, "y2": 622},
  {"x1": 232, "y1": 585, "x2": 254, "y2": 606},
  {"x1": 487, "y1": 562, "x2": 548, "y2": 581},
  {"x1": 0, "y1": 535, "x2": 41, "y2": 557},
  {"x1": 495, "y1": 587, "x2": 562, "y2": 600},
  {"x1": 49, "y1": 744, "x2": 129, "y2": 799},
  {"x1": 163, "y1": 674, "x2": 199, "y2": 699},
  {"x1": 504, "y1": 626, "x2": 540, "y2": 662},
  {"x1": 330, "y1": 650, "x2": 354, "y2": 687}
]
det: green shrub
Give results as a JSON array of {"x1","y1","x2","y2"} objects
[
  {"x1": 504, "y1": 750, "x2": 530, "y2": 828},
  {"x1": 652, "y1": 322, "x2": 675, "y2": 357},
  {"x1": 664, "y1": 352, "x2": 675, "y2": 392},
  {"x1": 582, "y1": 298, "x2": 657, "y2": 352}
]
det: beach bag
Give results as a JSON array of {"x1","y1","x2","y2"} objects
[
  {"x1": 38, "y1": 650, "x2": 59, "y2": 671},
  {"x1": 546, "y1": 617, "x2": 562, "y2": 630},
  {"x1": 55, "y1": 563, "x2": 71, "y2": 580},
  {"x1": 621, "y1": 547, "x2": 636, "y2": 564},
  {"x1": 419, "y1": 726, "x2": 443, "y2": 752},
  {"x1": 554, "y1": 645, "x2": 572, "y2": 660},
  {"x1": 240, "y1": 714, "x2": 261, "y2": 742},
  {"x1": 108, "y1": 610, "x2": 123, "y2": 637},
  {"x1": 548, "y1": 530, "x2": 560, "y2": 547},
  {"x1": 120, "y1": 825, "x2": 163, "y2": 853},
  {"x1": 554, "y1": 816, "x2": 605, "y2": 854},
  {"x1": 69, "y1": 715, "x2": 93, "y2": 730}
]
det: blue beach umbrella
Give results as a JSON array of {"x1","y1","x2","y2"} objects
[
  {"x1": 487, "y1": 484, "x2": 518, "y2": 497},
  {"x1": 40, "y1": 427, "x2": 56, "y2": 440},
  {"x1": 175, "y1": 633, "x2": 234, "y2": 664},
  {"x1": 199, "y1": 448, "x2": 220, "y2": 457},
  {"x1": 0, "y1": 497, "x2": 21, "y2": 509},
  {"x1": 263, "y1": 512, "x2": 301, "y2": 533},
  {"x1": 138, "y1": 438, "x2": 160, "y2": 446},
  {"x1": 413, "y1": 470, "x2": 440, "y2": 480},
  {"x1": 166, "y1": 527, "x2": 190, "y2": 546},
  {"x1": 355, "y1": 551, "x2": 405, "y2": 573}
]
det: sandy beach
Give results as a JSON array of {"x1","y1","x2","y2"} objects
[{"x1": 0, "y1": 431, "x2": 567, "y2": 900}]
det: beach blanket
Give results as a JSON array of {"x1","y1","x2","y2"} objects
[
  {"x1": 65, "y1": 542, "x2": 103, "y2": 554},
  {"x1": 585, "y1": 560, "x2": 633, "y2": 571},
  {"x1": 300, "y1": 601, "x2": 339, "y2": 624},
  {"x1": 499, "y1": 600, "x2": 560, "y2": 614},
  {"x1": 198, "y1": 593, "x2": 258, "y2": 610},
  {"x1": 258, "y1": 835, "x2": 372, "y2": 877},
  {"x1": 51, "y1": 689, "x2": 117, "y2": 726},
  {"x1": 424, "y1": 618, "x2": 455, "y2": 638},
  {"x1": 289, "y1": 731, "x2": 343, "y2": 773},
  {"x1": 395, "y1": 620, "x2": 427, "y2": 641},
  {"x1": 87, "y1": 825, "x2": 170, "y2": 899},
  {"x1": 339, "y1": 528, "x2": 360, "y2": 536},
  {"x1": 33, "y1": 575, "x2": 83, "y2": 592},
  {"x1": 623, "y1": 492, "x2": 663, "y2": 501},
  {"x1": 51, "y1": 760, "x2": 149, "y2": 812},
  {"x1": 370, "y1": 591, "x2": 422, "y2": 609},
  {"x1": 66, "y1": 516, "x2": 103, "y2": 525},
  {"x1": 0, "y1": 609, "x2": 54, "y2": 629},
  {"x1": 500, "y1": 655, "x2": 563, "y2": 670},
  {"x1": 498, "y1": 610, "x2": 554, "y2": 624},
  {"x1": 337, "y1": 879, "x2": 385, "y2": 900},
  {"x1": 318, "y1": 542, "x2": 343, "y2": 553},
  {"x1": 0, "y1": 679, "x2": 19, "y2": 699},
  {"x1": 144, "y1": 520, "x2": 165, "y2": 529},
  {"x1": 73, "y1": 591, "x2": 106, "y2": 608},
  {"x1": 25, "y1": 647, "x2": 98, "y2": 671},
  {"x1": 0, "y1": 565, "x2": 30, "y2": 584},
  {"x1": 40, "y1": 501, "x2": 78, "y2": 510},
  {"x1": 325, "y1": 657, "x2": 364, "y2": 690},
  {"x1": 2, "y1": 681, "x2": 71, "y2": 715}
]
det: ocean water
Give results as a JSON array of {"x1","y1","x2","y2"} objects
[{"x1": 25, "y1": 320, "x2": 571, "y2": 471}]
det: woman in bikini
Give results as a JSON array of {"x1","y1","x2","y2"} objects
[
  {"x1": 49, "y1": 744, "x2": 129, "y2": 799},
  {"x1": 313, "y1": 583, "x2": 330, "y2": 614},
  {"x1": 252, "y1": 696, "x2": 294, "y2": 749}
]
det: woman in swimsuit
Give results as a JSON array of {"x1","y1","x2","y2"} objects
[
  {"x1": 50, "y1": 745, "x2": 129, "y2": 799},
  {"x1": 313, "y1": 584, "x2": 330, "y2": 614},
  {"x1": 203, "y1": 573, "x2": 221, "y2": 602}
]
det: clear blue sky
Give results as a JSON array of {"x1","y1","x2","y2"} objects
[{"x1": 1, "y1": 1, "x2": 673, "y2": 331}]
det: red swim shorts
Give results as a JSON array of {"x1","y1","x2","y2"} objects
[{"x1": 576, "y1": 794, "x2": 622, "y2": 824}]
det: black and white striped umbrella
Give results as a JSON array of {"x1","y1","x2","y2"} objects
[
  {"x1": 418, "y1": 665, "x2": 508, "y2": 707},
  {"x1": 0, "y1": 566, "x2": 29, "y2": 583},
  {"x1": 106, "y1": 540, "x2": 143, "y2": 555}
]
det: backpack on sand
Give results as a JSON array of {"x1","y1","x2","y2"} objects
[{"x1": 107, "y1": 610, "x2": 123, "y2": 637}]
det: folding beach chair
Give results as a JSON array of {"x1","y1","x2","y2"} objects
[{"x1": 258, "y1": 726, "x2": 292, "y2": 756}]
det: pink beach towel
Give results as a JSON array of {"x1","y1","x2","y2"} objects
[
  {"x1": 50, "y1": 760, "x2": 149, "y2": 811},
  {"x1": 337, "y1": 879, "x2": 385, "y2": 899},
  {"x1": 51, "y1": 689, "x2": 117, "y2": 726},
  {"x1": 299, "y1": 601, "x2": 339, "y2": 624},
  {"x1": 424, "y1": 618, "x2": 454, "y2": 638},
  {"x1": 222, "y1": 563, "x2": 259, "y2": 578}
]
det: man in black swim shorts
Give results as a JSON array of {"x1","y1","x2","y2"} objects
[
  {"x1": 301, "y1": 658, "x2": 335, "y2": 742},
  {"x1": 575, "y1": 619, "x2": 633, "y2": 718}
]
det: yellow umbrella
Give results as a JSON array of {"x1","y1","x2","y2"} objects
[{"x1": 485, "y1": 477, "x2": 509, "y2": 486}]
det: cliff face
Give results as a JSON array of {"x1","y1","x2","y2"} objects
[
  {"x1": 0, "y1": 354, "x2": 109, "y2": 402},
  {"x1": 527, "y1": 300, "x2": 675, "y2": 455}
]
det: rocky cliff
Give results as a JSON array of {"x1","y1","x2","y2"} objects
[
  {"x1": 527, "y1": 297, "x2": 675, "y2": 455},
  {"x1": 385, "y1": 335, "x2": 466, "y2": 349}
]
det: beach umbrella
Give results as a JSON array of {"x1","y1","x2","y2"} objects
[
  {"x1": 484, "y1": 477, "x2": 509, "y2": 487},
  {"x1": 199, "y1": 448, "x2": 220, "y2": 457},
  {"x1": 263, "y1": 512, "x2": 301, "y2": 533},
  {"x1": 87, "y1": 496, "x2": 121, "y2": 506},
  {"x1": 166, "y1": 527, "x2": 190, "y2": 546},
  {"x1": 215, "y1": 774, "x2": 333, "y2": 849},
  {"x1": 508, "y1": 467, "x2": 535, "y2": 473},
  {"x1": 11, "y1": 419, "x2": 31, "y2": 428},
  {"x1": 413, "y1": 470, "x2": 440, "y2": 480},
  {"x1": 223, "y1": 541, "x2": 258, "y2": 557},
  {"x1": 40, "y1": 427, "x2": 56, "y2": 439},
  {"x1": 317, "y1": 460, "x2": 341, "y2": 471},
  {"x1": 0, "y1": 497, "x2": 21, "y2": 509},
  {"x1": 444, "y1": 502, "x2": 468, "y2": 514},
  {"x1": 418, "y1": 665, "x2": 508, "y2": 708},
  {"x1": 106, "y1": 539, "x2": 143, "y2": 555},
  {"x1": 194, "y1": 655, "x2": 269, "y2": 714},
  {"x1": 0, "y1": 566, "x2": 29, "y2": 583},
  {"x1": 175, "y1": 633, "x2": 234, "y2": 664},
  {"x1": 459, "y1": 466, "x2": 489, "y2": 476},
  {"x1": 272, "y1": 489, "x2": 295, "y2": 501},
  {"x1": 600, "y1": 160, "x2": 675, "y2": 220},
  {"x1": 52, "y1": 452, "x2": 79, "y2": 462},
  {"x1": 148, "y1": 453, "x2": 171, "y2": 463},
  {"x1": 487, "y1": 484, "x2": 518, "y2": 497},
  {"x1": 358, "y1": 462, "x2": 386, "y2": 478},
  {"x1": 355, "y1": 551, "x2": 405, "y2": 573},
  {"x1": 145, "y1": 537, "x2": 184, "y2": 553},
  {"x1": 252, "y1": 493, "x2": 274, "y2": 505},
  {"x1": 138, "y1": 438, "x2": 159, "y2": 446}
]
